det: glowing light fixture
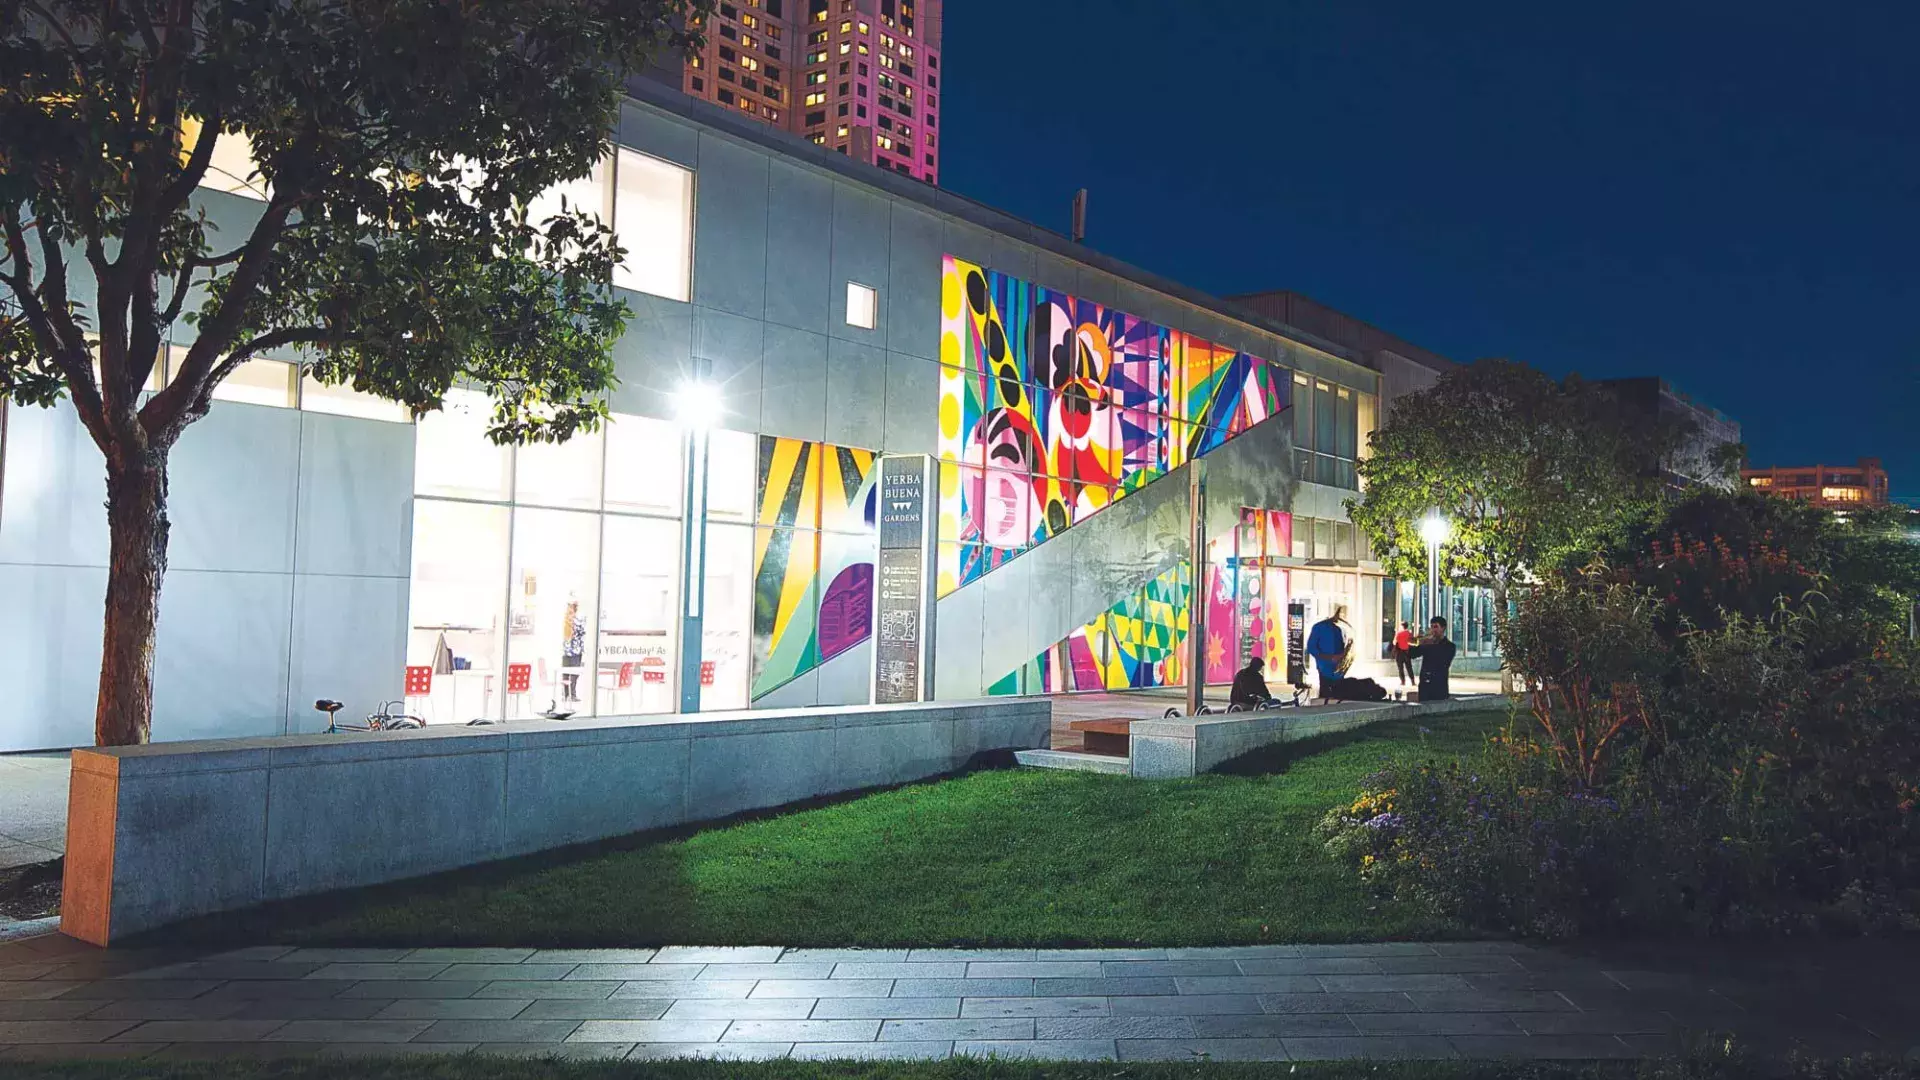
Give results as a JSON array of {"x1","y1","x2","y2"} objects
[
  {"x1": 672, "y1": 378, "x2": 723, "y2": 431},
  {"x1": 1420, "y1": 511, "x2": 1450, "y2": 625}
]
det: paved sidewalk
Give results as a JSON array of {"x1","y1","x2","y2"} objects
[
  {"x1": 2, "y1": 935, "x2": 1914, "y2": 1063},
  {"x1": 0, "y1": 754, "x2": 67, "y2": 871}
]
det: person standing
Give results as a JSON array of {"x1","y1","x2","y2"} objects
[
  {"x1": 1405, "y1": 616, "x2": 1457, "y2": 702},
  {"x1": 1393, "y1": 621, "x2": 1416, "y2": 687},
  {"x1": 1305, "y1": 603, "x2": 1351, "y2": 694}
]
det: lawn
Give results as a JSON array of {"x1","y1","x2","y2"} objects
[{"x1": 157, "y1": 710, "x2": 1507, "y2": 948}]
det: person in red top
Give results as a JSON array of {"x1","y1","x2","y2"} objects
[{"x1": 1393, "y1": 621, "x2": 1416, "y2": 687}]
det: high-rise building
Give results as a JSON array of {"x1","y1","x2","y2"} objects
[{"x1": 672, "y1": 0, "x2": 942, "y2": 185}]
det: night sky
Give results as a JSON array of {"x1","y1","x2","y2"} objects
[{"x1": 938, "y1": 2, "x2": 1918, "y2": 500}]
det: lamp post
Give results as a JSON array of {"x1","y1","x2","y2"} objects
[
  {"x1": 1419, "y1": 511, "x2": 1450, "y2": 627},
  {"x1": 673, "y1": 368, "x2": 722, "y2": 714}
]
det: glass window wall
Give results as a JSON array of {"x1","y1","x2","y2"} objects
[
  {"x1": 598, "y1": 515, "x2": 681, "y2": 714},
  {"x1": 407, "y1": 402, "x2": 767, "y2": 719},
  {"x1": 416, "y1": 389, "x2": 513, "y2": 502},
  {"x1": 1287, "y1": 372, "x2": 1375, "y2": 493},
  {"x1": 406, "y1": 500, "x2": 509, "y2": 723},
  {"x1": 505, "y1": 508, "x2": 602, "y2": 717}
]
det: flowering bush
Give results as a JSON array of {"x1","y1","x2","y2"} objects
[{"x1": 1317, "y1": 754, "x2": 1727, "y2": 937}]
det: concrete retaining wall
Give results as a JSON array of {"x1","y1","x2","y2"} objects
[
  {"x1": 62, "y1": 699, "x2": 1051, "y2": 944},
  {"x1": 1128, "y1": 696, "x2": 1501, "y2": 778}
]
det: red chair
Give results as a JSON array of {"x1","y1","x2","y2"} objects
[
  {"x1": 506, "y1": 662, "x2": 532, "y2": 715},
  {"x1": 404, "y1": 665, "x2": 433, "y2": 723},
  {"x1": 612, "y1": 662, "x2": 634, "y2": 713}
]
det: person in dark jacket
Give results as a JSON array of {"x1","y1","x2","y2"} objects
[
  {"x1": 1405, "y1": 616, "x2": 1456, "y2": 701},
  {"x1": 1229, "y1": 656, "x2": 1275, "y2": 709}
]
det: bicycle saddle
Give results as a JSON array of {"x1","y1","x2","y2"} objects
[{"x1": 313, "y1": 699, "x2": 343, "y2": 713}]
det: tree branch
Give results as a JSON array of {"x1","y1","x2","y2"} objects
[
  {"x1": 139, "y1": 194, "x2": 298, "y2": 438},
  {"x1": 20, "y1": 0, "x2": 80, "y2": 55},
  {"x1": 157, "y1": 109, "x2": 223, "y2": 229},
  {"x1": 3, "y1": 208, "x2": 105, "y2": 440}
]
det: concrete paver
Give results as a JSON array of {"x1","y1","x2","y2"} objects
[
  {"x1": 0, "y1": 936, "x2": 1912, "y2": 1063},
  {"x1": 0, "y1": 753, "x2": 69, "y2": 871}
]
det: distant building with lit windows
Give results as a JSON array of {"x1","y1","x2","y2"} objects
[
  {"x1": 1743, "y1": 458, "x2": 1891, "y2": 509},
  {"x1": 652, "y1": 0, "x2": 942, "y2": 185}
]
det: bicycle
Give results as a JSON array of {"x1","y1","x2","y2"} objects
[{"x1": 313, "y1": 699, "x2": 426, "y2": 733}]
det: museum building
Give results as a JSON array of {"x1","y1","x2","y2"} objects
[{"x1": 0, "y1": 80, "x2": 1481, "y2": 753}]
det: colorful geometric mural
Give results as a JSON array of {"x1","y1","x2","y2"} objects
[
  {"x1": 1008, "y1": 512, "x2": 1297, "y2": 697},
  {"x1": 1025, "y1": 564, "x2": 1197, "y2": 694},
  {"x1": 750, "y1": 437, "x2": 880, "y2": 699},
  {"x1": 937, "y1": 255, "x2": 1289, "y2": 597}
]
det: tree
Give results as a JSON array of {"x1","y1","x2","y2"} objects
[
  {"x1": 1, "y1": 0, "x2": 703, "y2": 745},
  {"x1": 1347, "y1": 359, "x2": 1684, "y2": 690}
]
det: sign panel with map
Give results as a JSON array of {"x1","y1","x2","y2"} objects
[{"x1": 873, "y1": 456, "x2": 932, "y2": 703}]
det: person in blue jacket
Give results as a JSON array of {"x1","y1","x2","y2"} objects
[{"x1": 1305, "y1": 603, "x2": 1352, "y2": 692}]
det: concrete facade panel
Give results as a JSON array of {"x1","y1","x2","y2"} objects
[
  {"x1": 763, "y1": 161, "x2": 834, "y2": 335},
  {"x1": 828, "y1": 183, "x2": 891, "y2": 346},
  {"x1": 607, "y1": 290, "x2": 694, "y2": 424},
  {"x1": 691, "y1": 134, "x2": 770, "y2": 319},
  {"x1": 0, "y1": 562, "x2": 107, "y2": 752},
  {"x1": 694, "y1": 306, "x2": 766, "y2": 435},
  {"x1": 886, "y1": 203, "x2": 944, "y2": 361},
  {"x1": 161, "y1": 402, "x2": 301, "y2": 575},
  {"x1": 151, "y1": 569, "x2": 295, "y2": 742},
  {"x1": 0, "y1": 400, "x2": 109, "y2": 568},
  {"x1": 294, "y1": 412, "x2": 415, "y2": 580},
  {"x1": 824, "y1": 337, "x2": 887, "y2": 451},
  {"x1": 758, "y1": 323, "x2": 829, "y2": 443}
]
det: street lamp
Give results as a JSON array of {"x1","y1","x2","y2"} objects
[
  {"x1": 675, "y1": 369, "x2": 719, "y2": 713},
  {"x1": 1419, "y1": 511, "x2": 1450, "y2": 627}
]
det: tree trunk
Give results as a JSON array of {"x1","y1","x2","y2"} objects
[
  {"x1": 95, "y1": 457, "x2": 171, "y2": 746},
  {"x1": 1492, "y1": 577, "x2": 1514, "y2": 695}
]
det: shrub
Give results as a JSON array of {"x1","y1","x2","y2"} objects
[
  {"x1": 1323, "y1": 590, "x2": 1920, "y2": 938},
  {"x1": 1496, "y1": 572, "x2": 1668, "y2": 789}
]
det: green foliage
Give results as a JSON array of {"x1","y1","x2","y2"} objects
[
  {"x1": 1598, "y1": 489, "x2": 1920, "y2": 645},
  {"x1": 1495, "y1": 572, "x2": 1667, "y2": 789},
  {"x1": 1348, "y1": 359, "x2": 1685, "y2": 597},
  {"x1": 1, "y1": 0, "x2": 707, "y2": 447},
  {"x1": 1323, "y1": 483, "x2": 1920, "y2": 938},
  {"x1": 1326, "y1": 564, "x2": 1920, "y2": 938}
]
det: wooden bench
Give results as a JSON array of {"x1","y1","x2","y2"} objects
[{"x1": 1068, "y1": 718, "x2": 1133, "y2": 757}]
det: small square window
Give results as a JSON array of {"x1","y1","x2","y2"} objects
[{"x1": 845, "y1": 281, "x2": 877, "y2": 329}]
